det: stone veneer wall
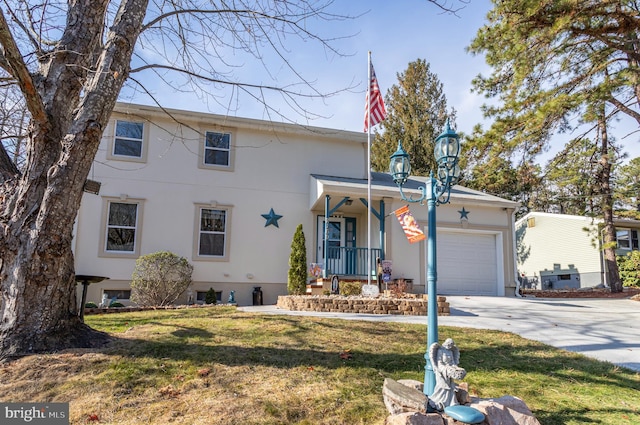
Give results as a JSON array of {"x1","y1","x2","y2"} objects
[{"x1": 276, "y1": 295, "x2": 450, "y2": 316}]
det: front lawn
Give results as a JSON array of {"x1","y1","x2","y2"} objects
[{"x1": 0, "y1": 306, "x2": 637, "y2": 424}]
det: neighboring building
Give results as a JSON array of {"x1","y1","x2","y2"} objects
[
  {"x1": 74, "y1": 103, "x2": 520, "y2": 307},
  {"x1": 516, "y1": 212, "x2": 640, "y2": 289}
]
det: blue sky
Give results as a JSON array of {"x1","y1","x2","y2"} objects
[{"x1": 122, "y1": 0, "x2": 639, "y2": 163}]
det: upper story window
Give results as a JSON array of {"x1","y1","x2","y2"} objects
[
  {"x1": 204, "y1": 131, "x2": 230, "y2": 166},
  {"x1": 107, "y1": 119, "x2": 147, "y2": 163},
  {"x1": 114, "y1": 120, "x2": 144, "y2": 157},
  {"x1": 194, "y1": 204, "x2": 231, "y2": 261},
  {"x1": 199, "y1": 131, "x2": 234, "y2": 171},
  {"x1": 99, "y1": 197, "x2": 144, "y2": 258}
]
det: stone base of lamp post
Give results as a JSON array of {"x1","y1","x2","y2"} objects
[{"x1": 382, "y1": 378, "x2": 541, "y2": 425}]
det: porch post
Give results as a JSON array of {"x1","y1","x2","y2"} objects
[
  {"x1": 379, "y1": 199, "x2": 385, "y2": 260},
  {"x1": 323, "y1": 195, "x2": 330, "y2": 278}
]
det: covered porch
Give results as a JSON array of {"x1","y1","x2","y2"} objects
[{"x1": 309, "y1": 173, "x2": 400, "y2": 281}]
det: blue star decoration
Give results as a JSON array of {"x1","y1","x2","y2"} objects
[
  {"x1": 458, "y1": 207, "x2": 470, "y2": 220},
  {"x1": 261, "y1": 208, "x2": 283, "y2": 228}
]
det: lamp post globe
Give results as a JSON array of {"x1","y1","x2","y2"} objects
[
  {"x1": 389, "y1": 140, "x2": 411, "y2": 185},
  {"x1": 389, "y1": 118, "x2": 461, "y2": 397}
]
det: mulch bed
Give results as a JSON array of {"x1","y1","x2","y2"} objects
[{"x1": 521, "y1": 287, "x2": 640, "y2": 300}]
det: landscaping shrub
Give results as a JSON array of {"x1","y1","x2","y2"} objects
[
  {"x1": 339, "y1": 281, "x2": 362, "y2": 296},
  {"x1": 288, "y1": 224, "x2": 308, "y2": 295},
  {"x1": 130, "y1": 251, "x2": 193, "y2": 306},
  {"x1": 109, "y1": 302, "x2": 125, "y2": 308},
  {"x1": 84, "y1": 302, "x2": 98, "y2": 308},
  {"x1": 204, "y1": 288, "x2": 217, "y2": 305},
  {"x1": 617, "y1": 251, "x2": 640, "y2": 287}
]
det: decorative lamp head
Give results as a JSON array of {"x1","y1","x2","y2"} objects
[
  {"x1": 434, "y1": 119, "x2": 461, "y2": 185},
  {"x1": 389, "y1": 140, "x2": 411, "y2": 185}
]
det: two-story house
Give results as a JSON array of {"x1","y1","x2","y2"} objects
[{"x1": 73, "y1": 103, "x2": 520, "y2": 306}]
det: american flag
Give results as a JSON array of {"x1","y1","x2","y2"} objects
[{"x1": 364, "y1": 62, "x2": 387, "y2": 132}]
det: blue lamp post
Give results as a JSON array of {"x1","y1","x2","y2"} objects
[{"x1": 389, "y1": 119, "x2": 461, "y2": 396}]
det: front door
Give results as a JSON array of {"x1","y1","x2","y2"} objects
[{"x1": 317, "y1": 217, "x2": 356, "y2": 275}]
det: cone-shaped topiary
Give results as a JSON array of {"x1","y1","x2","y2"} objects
[{"x1": 288, "y1": 224, "x2": 308, "y2": 295}]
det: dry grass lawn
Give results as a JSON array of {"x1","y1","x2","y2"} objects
[{"x1": 0, "y1": 306, "x2": 638, "y2": 425}]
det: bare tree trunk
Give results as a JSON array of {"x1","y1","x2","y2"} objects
[
  {"x1": 0, "y1": 120, "x2": 111, "y2": 356},
  {"x1": 596, "y1": 108, "x2": 623, "y2": 293},
  {"x1": 0, "y1": 0, "x2": 148, "y2": 358}
]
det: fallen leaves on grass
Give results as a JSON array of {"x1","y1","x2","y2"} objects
[
  {"x1": 339, "y1": 349, "x2": 353, "y2": 360},
  {"x1": 86, "y1": 413, "x2": 99, "y2": 422},
  {"x1": 159, "y1": 385, "x2": 180, "y2": 398},
  {"x1": 197, "y1": 368, "x2": 211, "y2": 377}
]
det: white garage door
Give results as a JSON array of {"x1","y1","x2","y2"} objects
[{"x1": 435, "y1": 232, "x2": 498, "y2": 296}]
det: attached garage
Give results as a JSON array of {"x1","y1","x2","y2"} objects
[{"x1": 435, "y1": 231, "x2": 502, "y2": 296}]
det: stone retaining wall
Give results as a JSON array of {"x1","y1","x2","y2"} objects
[{"x1": 276, "y1": 295, "x2": 450, "y2": 316}]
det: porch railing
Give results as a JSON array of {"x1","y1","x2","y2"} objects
[{"x1": 324, "y1": 246, "x2": 382, "y2": 277}]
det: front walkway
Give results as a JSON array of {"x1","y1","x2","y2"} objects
[{"x1": 239, "y1": 296, "x2": 640, "y2": 372}]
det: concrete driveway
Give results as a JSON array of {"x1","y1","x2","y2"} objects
[{"x1": 239, "y1": 296, "x2": 640, "y2": 372}]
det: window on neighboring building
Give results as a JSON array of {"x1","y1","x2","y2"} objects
[
  {"x1": 194, "y1": 205, "x2": 230, "y2": 260},
  {"x1": 103, "y1": 289, "x2": 131, "y2": 300},
  {"x1": 616, "y1": 228, "x2": 631, "y2": 250},
  {"x1": 200, "y1": 131, "x2": 232, "y2": 169},
  {"x1": 113, "y1": 120, "x2": 144, "y2": 158}
]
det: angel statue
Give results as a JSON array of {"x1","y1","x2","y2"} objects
[{"x1": 428, "y1": 338, "x2": 467, "y2": 411}]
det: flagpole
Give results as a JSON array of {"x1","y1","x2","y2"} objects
[{"x1": 367, "y1": 51, "x2": 372, "y2": 287}]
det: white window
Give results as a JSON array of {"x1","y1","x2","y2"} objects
[
  {"x1": 113, "y1": 120, "x2": 144, "y2": 158},
  {"x1": 204, "y1": 131, "x2": 230, "y2": 166},
  {"x1": 194, "y1": 204, "x2": 231, "y2": 261},
  {"x1": 99, "y1": 197, "x2": 144, "y2": 258},
  {"x1": 616, "y1": 228, "x2": 631, "y2": 250},
  {"x1": 106, "y1": 202, "x2": 138, "y2": 252},
  {"x1": 199, "y1": 131, "x2": 233, "y2": 170}
]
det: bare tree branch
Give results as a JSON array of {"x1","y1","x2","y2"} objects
[{"x1": 0, "y1": 10, "x2": 47, "y2": 125}]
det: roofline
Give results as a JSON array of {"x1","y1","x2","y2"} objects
[
  {"x1": 113, "y1": 102, "x2": 367, "y2": 144},
  {"x1": 516, "y1": 211, "x2": 640, "y2": 227},
  {"x1": 311, "y1": 173, "x2": 520, "y2": 209}
]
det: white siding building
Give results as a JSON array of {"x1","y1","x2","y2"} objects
[
  {"x1": 74, "y1": 103, "x2": 521, "y2": 306},
  {"x1": 516, "y1": 212, "x2": 640, "y2": 289}
]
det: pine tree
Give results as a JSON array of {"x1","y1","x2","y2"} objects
[
  {"x1": 468, "y1": 1, "x2": 638, "y2": 292},
  {"x1": 615, "y1": 157, "x2": 640, "y2": 219},
  {"x1": 370, "y1": 59, "x2": 451, "y2": 176},
  {"x1": 288, "y1": 224, "x2": 307, "y2": 295}
]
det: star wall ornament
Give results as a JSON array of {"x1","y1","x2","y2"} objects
[
  {"x1": 458, "y1": 207, "x2": 470, "y2": 220},
  {"x1": 261, "y1": 208, "x2": 283, "y2": 228}
]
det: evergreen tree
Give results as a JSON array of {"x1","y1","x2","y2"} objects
[
  {"x1": 370, "y1": 59, "x2": 451, "y2": 176},
  {"x1": 543, "y1": 139, "x2": 601, "y2": 216},
  {"x1": 615, "y1": 157, "x2": 640, "y2": 218},
  {"x1": 467, "y1": 1, "x2": 637, "y2": 292},
  {"x1": 288, "y1": 224, "x2": 307, "y2": 295}
]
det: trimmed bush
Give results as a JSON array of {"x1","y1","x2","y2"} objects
[
  {"x1": 131, "y1": 251, "x2": 193, "y2": 307},
  {"x1": 340, "y1": 281, "x2": 362, "y2": 296},
  {"x1": 204, "y1": 288, "x2": 217, "y2": 305},
  {"x1": 84, "y1": 302, "x2": 98, "y2": 308},
  {"x1": 109, "y1": 302, "x2": 125, "y2": 308},
  {"x1": 288, "y1": 224, "x2": 308, "y2": 295}
]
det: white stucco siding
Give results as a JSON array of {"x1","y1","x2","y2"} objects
[
  {"x1": 74, "y1": 104, "x2": 367, "y2": 306},
  {"x1": 516, "y1": 213, "x2": 601, "y2": 279},
  {"x1": 384, "y1": 198, "x2": 515, "y2": 296}
]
